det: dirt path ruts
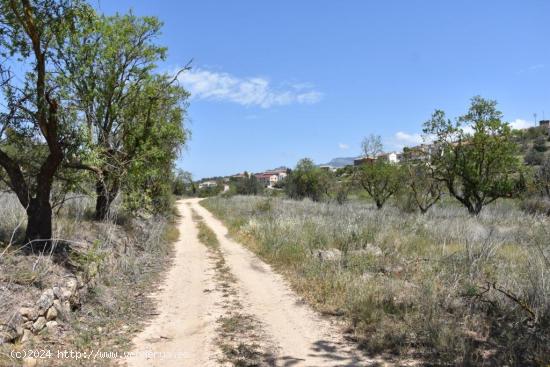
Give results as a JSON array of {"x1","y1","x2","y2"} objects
[
  {"x1": 127, "y1": 201, "x2": 219, "y2": 367},
  {"x1": 128, "y1": 198, "x2": 380, "y2": 366}
]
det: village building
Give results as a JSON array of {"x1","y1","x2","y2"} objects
[
  {"x1": 377, "y1": 151, "x2": 400, "y2": 164},
  {"x1": 198, "y1": 180, "x2": 218, "y2": 189},
  {"x1": 353, "y1": 157, "x2": 376, "y2": 166}
]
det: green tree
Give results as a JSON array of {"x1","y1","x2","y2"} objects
[
  {"x1": 403, "y1": 162, "x2": 441, "y2": 213},
  {"x1": 525, "y1": 149, "x2": 544, "y2": 166},
  {"x1": 534, "y1": 156, "x2": 550, "y2": 198},
  {"x1": 173, "y1": 169, "x2": 193, "y2": 196},
  {"x1": 286, "y1": 158, "x2": 332, "y2": 201},
  {"x1": 235, "y1": 172, "x2": 263, "y2": 195},
  {"x1": 355, "y1": 159, "x2": 402, "y2": 209},
  {"x1": 58, "y1": 12, "x2": 189, "y2": 219},
  {"x1": 533, "y1": 135, "x2": 548, "y2": 153},
  {"x1": 0, "y1": 0, "x2": 90, "y2": 245},
  {"x1": 423, "y1": 96, "x2": 523, "y2": 215}
]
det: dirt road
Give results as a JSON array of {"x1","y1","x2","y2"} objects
[{"x1": 127, "y1": 198, "x2": 379, "y2": 366}]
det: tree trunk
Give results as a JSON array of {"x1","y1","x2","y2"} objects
[
  {"x1": 25, "y1": 198, "x2": 53, "y2": 247},
  {"x1": 94, "y1": 179, "x2": 118, "y2": 221}
]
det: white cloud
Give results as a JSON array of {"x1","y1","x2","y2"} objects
[
  {"x1": 338, "y1": 143, "x2": 349, "y2": 150},
  {"x1": 178, "y1": 68, "x2": 323, "y2": 108},
  {"x1": 518, "y1": 64, "x2": 544, "y2": 74},
  {"x1": 509, "y1": 118, "x2": 534, "y2": 130},
  {"x1": 394, "y1": 131, "x2": 423, "y2": 146}
]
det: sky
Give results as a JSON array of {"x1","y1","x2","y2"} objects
[{"x1": 95, "y1": 0, "x2": 550, "y2": 179}]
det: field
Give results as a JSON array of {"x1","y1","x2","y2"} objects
[{"x1": 202, "y1": 195, "x2": 549, "y2": 366}]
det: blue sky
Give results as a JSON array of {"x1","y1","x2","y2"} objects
[{"x1": 96, "y1": 0, "x2": 550, "y2": 179}]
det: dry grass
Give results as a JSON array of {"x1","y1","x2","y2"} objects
[
  {"x1": 0, "y1": 193, "x2": 177, "y2": 366},
  {"x1": 202, "y1": 195, "x2": 550, "y2": 366}
]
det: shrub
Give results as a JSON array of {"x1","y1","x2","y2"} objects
[
  {"x1": 285, "y1": 158, "x2": 333, "y2": 202},
  {"x1": 202, "y1": 196, "x2": 550, "y2": 365},
  {"x1": 525, "y1": 149, "x2": 545, "y2": 166}
]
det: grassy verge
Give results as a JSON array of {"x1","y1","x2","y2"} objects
[
  {"x1": 0, "y1": 194, "x2": 179, "y2": 366},
  {"x1": 201, "y1": 196, "x2": 550, "y2": 366}
]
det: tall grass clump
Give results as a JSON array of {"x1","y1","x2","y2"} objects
[{"x1": 202, "y1": 196, "x2": 550, "y2": 366}]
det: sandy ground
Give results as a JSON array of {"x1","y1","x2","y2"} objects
[{"x1": 128, "y1": 198, "x2": 383, "y2": 367}]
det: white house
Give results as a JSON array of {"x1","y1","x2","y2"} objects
[
  {"x1": 198, "y1": 180, "x2": 218, "y2": 189},
  {"x1": 378, "y1": 152, "x2": 400, "y2": 164}
]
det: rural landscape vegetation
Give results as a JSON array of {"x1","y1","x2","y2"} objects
[{"x1": 0, "y1": 0, "x2": 549, "y2": 366}]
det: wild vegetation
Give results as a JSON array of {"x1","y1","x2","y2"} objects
[
  {"x1": 202, "y1": 195, "x2": 549, "y2": 366},
  {"x1": 0, "y1": 194, "x2": 178, "y2": 366},
  {"x1": 0, "y1": 0, "x2": 187, "y2": 362},
  {"x1": 205, "y1": 97, "x2": 550, "y2": 365},
  {"x1": 0, "y1": 0, "x2": 187, "y2": 247}
]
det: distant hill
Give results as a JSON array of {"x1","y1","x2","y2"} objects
[{"x1": 319, "y1": 157, "x2": 358, "y2": 168}]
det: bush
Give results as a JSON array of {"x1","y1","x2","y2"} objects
[
  {"x1": 202, "y1": 196, "x2": 550, "y2": 365},
  {"x1": 520, "y1": 197, "x2": 550, "y2": 215},
  {"x1": 533, "y1": 135, "x2": 548, "y2": 153},
  {"x1": 525, "y1": 149, "x2": 545, "y2": 166},
  {"x1": 198, "y1": 185, "x2": 223, "y2": 198},
  {"x1": 285, "y1": 158, "x2": 333, "y2": 202},
  {"x1": 235, "y1": 173, "x2": 263, "y2": 195}
]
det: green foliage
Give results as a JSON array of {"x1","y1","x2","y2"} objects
[
  {"x1": 534, "y1": 156, "x2": 550, "y2": 198},
  {"x1": 403, "y1": 162, "x2": 441, "y2": 213},
  {"x1": 525, "y1": 149, "x2": 545, "y2": 166},
  {"x1": 423, "y1": 96, "x2": 524, "y2": 215},
  {"x1": 533, "y1": 135, "x2": 548, "y2": 153},
  {"x1": 59, "y1": 11, "x2": 189, "y2": 218},
  {"x1": 0, "y1": 0, "x2": 95, "y2": 243},
  {"x1": 285, "y1": 158, "x2": 333, "y2": 201},
  {"x1": 355, "y1": 160, "x2": 402, "y2": 209},
  {"x1": 235, "y1": 172, "x2": 263, "y2": 195},
  {"x1": 198, "y1": 185, "x2": 223, "y2": 198},
  {"x1": 172, "y1": 169, "x2": 194, "y2": 196}
]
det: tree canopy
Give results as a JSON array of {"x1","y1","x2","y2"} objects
[
  {"x1": 423, "y1": 96, "x2": 523, "y2": 215},
  {"x1": 0, "y1": 0, "x2": 189, "y2": 247}
]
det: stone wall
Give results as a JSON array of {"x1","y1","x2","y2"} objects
[{"x1": 0, "y1": 273, "x2": 94, "y2": 345}]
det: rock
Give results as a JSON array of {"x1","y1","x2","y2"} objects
[
  {"x1": 32, "y1": 317, "x2": 46, "y2": 332},
  {"x1": 350, "y1": 244, "x2": 383, "y2": 257},
  {"x1": 361, "y1": 272, "x2": 374, "y2": 281},
  {"x1": 22, "y1": 357, "x2": 37, "y2": 367},
  {"x1": 380, "y1": 265, "x2": 405, "y2": 276},
  {"x1": 0, "y1": 331, "x2": 16, "y2": 344},
  {"x1": 36, "y1": 289, "x2": 54, "y2": 315},
  {"x1": 53, "y1": 286, "x2": 72, "y2": 302},
  {"x1": 52, "y1": 299, "x2": 62, "y2": 312},
  {"x1": 15, "y1": 323, "x2": 24, "y2": 337},
  {"x1": 365, "y1": 244, "x2": 383, "y2": 256},
  {"x1": 46, "y1": 307, "x2": 57, "y2": 321},
  {"x1": 45, "y1": 321, "x2": 58, "y2": 330},
  {"x1": 7, "y1": 313, "x2": 24, "y2": 337},
  {"x1": 313, "y1": 249, "x2": 342, "y2": 262},
  {"x1": 23, "y1": 321, "x2": 33, "y2": 329},
  {"x1": 21, "y1": 329, "x2": 32, "y2": 343},
  {"x1": 66, "y1": 276, "x2": 78, "y2": 292},
  {"x1": 52, "y1": 286, "x2": 61, "y2": 299},
  {"x1": 19, "y1": 307, "x2": 38, "y2": 321}
]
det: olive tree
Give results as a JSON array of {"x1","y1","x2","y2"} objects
[{"x1": 423, "y1": 96, "x2": 523, "y2": 215}]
